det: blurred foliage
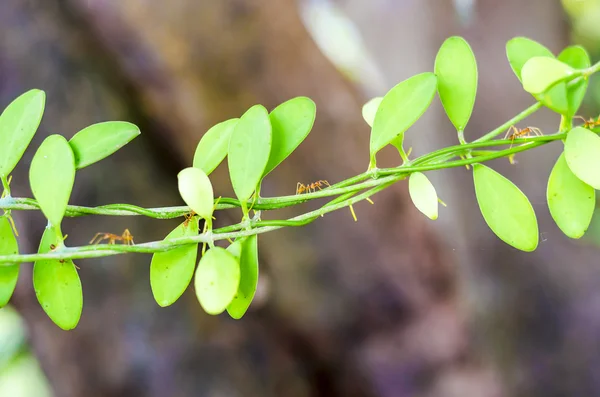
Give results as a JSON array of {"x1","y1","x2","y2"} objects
[{"x1": 0, "y1": 307, "x2": 52, "y2": 397}]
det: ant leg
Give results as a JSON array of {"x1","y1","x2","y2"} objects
[
  {"x1": 90, "y1": 233, "x2": 105, "y2": 244},
  {"x1": 504, "y1": 126, "x2": 517, "y2": 140},
  {"x1": 296, "y1": 183, "x2": 303, "y2": 195}
]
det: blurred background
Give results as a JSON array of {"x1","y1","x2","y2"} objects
[{"x1": 1, "y1": 0, "x2": 600, "y2": 396}]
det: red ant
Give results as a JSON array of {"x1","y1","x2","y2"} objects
[
  {"x1": 90, "y1": 229, "x2": 135, "y2": 245},
  {"x1": 296, "y1": 180, "x2": 330, "y2": 195}
]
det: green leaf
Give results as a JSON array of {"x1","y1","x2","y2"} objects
[
  {"x1": 68, "y1": 121, "x2": 140, "y2": 169},
  {"x1": 558, "y1": 46, "x2": 591, "y2": 117},
  {"x1": 408, "y1": 172, "x2": 439, "y2": 220},
  {"x1": 177, "y1": 167, "x2": 214, "y2": 220},
  {"x1": 565, "y1": 127, "x2": 600, "y2": 189},
  {"x1": 227, "y1": 235, "x2": 259, "y2": 319},
  {"x1": 434, "y1": 36, "x2": 478, "y2": 131},
  {"x1": 228, "y1": 105, "x2": 272, "y2": 203},
  {"x1": 521, "y1": 57, "x2": 575, "y2": 95},
  {"x1": 0, "y1": 217, "x2": 19, "y2": 308},
  {"x1": 263, "y1": 97, "x2": 316, "y2": 177},
  {"x1": 362, "y1": 97, "x2": 383, "y2": 127},
  {"x1": 194, "y1": 246, "x2": 240, "y2": 315},
  {"x1": 0, "y1": 89, "x2": 46, "y2": 178},
  {"x1": 29, "y1": 135, "x2": 76, "y2": 226},
  {"x1": 193, "y1": 118, "x2": 239, "y2": 175},
  {"x1": 150, "y1": 216, "x2": 200, "y2": 307},
  {"x1": 506, "y1": 37, "x2": 554, "y2": 81},
  {"x1": 473, "y1": 164, "x2": 538, "y2": 251},
  {"x1": 370, "y1": 73, "x2": 437, "y2": 156},
  {"x1": 547, "y1": 152, "x2": 595, "y2": 239},
  {"x1": 33, "y1": 226, "x2": 83, "y2": 330}
]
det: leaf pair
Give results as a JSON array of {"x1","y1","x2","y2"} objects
[
  {"x1": 195, "y1": 236, "x2": 258, "y2": 319},
  {"x1": 507, "y1": 37, "x2": 590, "y2": 115},
  {"x1": 192, "y1": 97, "x2": 316, "y2": 206}
]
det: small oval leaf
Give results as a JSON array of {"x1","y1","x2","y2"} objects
[
  {"x1": 565, "y1": 127, "x2": 600, "y2": 189},
  {"x1": 408, "y1": 172, "x2": 439, "y2": 220},
  {"x1": 264, "y1": 97, "x2": 316, "y2": 177},
  {"x1": 370, "y1": 73, "x2": 437, "y2": 156},
  {"x1": 195, "y1": 247, "x2": 240, "y2": 315},
  {"x1": 228, "y1": 105, "x2": 272, "y2": 202},
  {"x1": 227, "y1": 235, "x2": 259, "y2": 319},
  {"x1": 434, "y1": 36, "x2": 478, "y2": 131},
  {"x1": 150, "y1": 216, "x2": 200, "y2": 307},
  {"x1": 33, "y1": 226, "x2": 83, "y2": 330},
  {"x1": 177, "y1": 167, "x2": 214, "y2": 220},
  {"x1": 506, "y1": 37, "x2": 554, "y2": 81},
  {"x1": 521, "y1": 57, "x2": 575, "y2": 95},
  {"x1": 473, "y1": 164, "x2": 538, "y2": 251},
  {"x1": 558, "y1": 46, "x2": 591, "y2": 117},
  {"x1": 29, "y1": 135, "x2": 76, "y2": 226},
  {"x1": 0, "y1": 89, "x2": 46, "y2": 178},
  {"x1": 69, "y1": 121, "x2": 140, "y2": 169},
  {"x1": 547, "y1": 152, "x2": 595, "y2": 239},
  {"x1": 362, "y1": 97, "x2": 383, "y2": 127},
  {"x1": 193, "y1": 118, "x2": 239, "y2": 175},
  {"x1": 0, "y1": 217, "x2": 19, "y2": 308}
]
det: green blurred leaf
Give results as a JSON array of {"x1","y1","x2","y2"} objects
[
  {"x1": 473, "y1": 164, "x2": 538, "y2": 251},
  {"x1": 506, "y1": 37, "x2": 554, "y2": 81},
  {"x1": 227, "y1": 235, "x2": 259, "y2": 319},
  {"x1": 264, "y1": 97, "x2": 315, "y2": 177},
  {"x1": 547, "y1": 152, "x2": 595, "y2": 239},
  {"x1": 362, "y1": 97, "x2": 383, "y2": 127},
  {"x1": 150, "y1": 217, "x2": 199, "y2": 307},
  {"x1": 434, "y1": 36, "x2": 478, "y2": 131},
  {"x1": 0, "y1": 90, "x2": 45, "y2": 178},
  {"x1": 408, "y1": 172, "x2": 439, "y2": 220},
  {"x1": 193, "y1": 118, "x2": 239, "y2": 175},
  {"x1": 370, "y1": 73, "x2": 437, "y2": 156},
  {"x1": 33, "y1": 226, "x2": 82, "y2": 330},
  {"x1": 29, "y1": 135, "x2": 76, "y2": 226},
  {"x1": 558, "y1": 46, "x2": 591, "y2": 116},
  {"x1": 0, "y1": 217, "x2": 19, "y2": 308},
  {"x1": 228, "y1": 105, "x2": 272, "y2": 202},
  {"x1": 521, "y1": 57, "x2": 575, "y2": 95},
  {"x1": 195, "y1": 247, "x2": 240, "y2": 315},
  {"x1": 68, "y1": 121, "x2": 140, "y2": 169},
  {"x1": 565, "y1": 126, "x2": 600, "y2": 189},
  {"x1": 177, "y1": 167, "x2": 214, "y2": 220}
]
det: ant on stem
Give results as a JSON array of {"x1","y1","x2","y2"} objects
[
  {"x1": 504, "y1": 125, "x2": 543, "y2": 148},
  {"x1": 89, "y1": 229, "x2": 135, "y2": 245},
  {"x1": 296, "y1": 180, "x2": 330, "y2": 195}
]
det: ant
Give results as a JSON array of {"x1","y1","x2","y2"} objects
[
  {"x1": 575, "y1": 115, "x2": 600, "y2": 129},
  {"x1": 183, "y1": 211, "x2": 197, "y2": 228},
  {"x1": 89, "y1": 229, "x2": 135, "y2": 245},
  {"x1": 504, "y1": 125, "x2": 543, "y2": 148},
  {"x1": 296, "y1": 180, "x2": 330, "y2": 195}
]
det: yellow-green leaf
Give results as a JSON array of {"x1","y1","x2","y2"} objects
[
  {"x1": 0, "y1": 217, "x2": 19, "y2": 307},
  {"x1": 195, "y1": 247, "x2": 240, "y2": 315},
  {"x1": 361, "y1": 97, "x2": 383, "y2": 127},
  {"x1": 521, "y1": 57, "x2": 575, "y2": 95},
  {"x1": 193, "y1": 118, "x2": 239, "y2": 175},
  {"x1": 408, "y1": 172, "x2": 439, "y2": 220},
  {"x1": 565, "y1": 127, "x2": 600, "y2": 189},
  {"x1": 473, "y1": 164, "x2": 538, "y2": 251},
  {"x1": 227, "y1": 235, "x2": 259, "y2": 319},
  {"x1": 33, "y1": 226, "x2": 82, "y2": 330},
  {"x1": 177, "y1": 167, "x2": 214, "y2": 220},
  {"x1": 547, "y1": 152, "x2": 595, "y2": 239}
]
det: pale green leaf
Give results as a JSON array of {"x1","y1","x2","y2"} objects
[
  {"x1": 33, "y1": 226, "x2": 83, "y2": 330},
  {"x1": 0, "y1": 217, "x2": 19, "y2": 308},
  {"x1": 565, "y1": 127, "x2": 600, "y2": 189},
  {"x1": 408, "y1": 172, "x2": 439, "y2": 220},
  {"x1": 362, "y1": 97, "x2": 383, "y2": 127},
  {"x1": 521, "y1": 57, "x2": 575, "y2": 95},
  {"x1": 473, "y1": 164, "x2": 538, "y2": 251},
  {"x1": 69, "y1": 121, "x2": 140, "y2": 169},
  {"x1": 177, "y1": 167, "x2": 214, "y2": 220},
  {"x1": 506, "y1": 37, "x2": 553, "y2": 81},
  {"x1": 195, "y1": 247, "x2": 240, "y2": 315},
  {"x1": 434, "y1": 36, "x2": 478, "y2": 131},
  {"x1": 264, "y1": 97, "x2": 315, "y2": 177},
  {"x1": 193, "y1": 118, "x2": 239, "y2": 175},
  {"x1": 150, "y1": 216, "x2": 200, "y2": 307},
  {"x1": 29, "y1": 135, "x2": 76, "y2": 226},
  {"x1": 558, "y1": 46, "x2": 591, "y2": 117},
  {"x1": 547, "y1": 152, "x2": 595, "y2": 239},
  {"x1": 0, "y1": 89, "x2": 45, "y2": 178},
  {"x1": 228, "y1": 105, "x2": 272, "y2": 202}
]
